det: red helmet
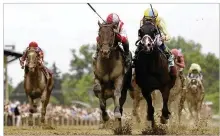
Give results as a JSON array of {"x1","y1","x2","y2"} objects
[
  {"x1": 106, "y1": 13, "x2": 120, "y2": 24},
  {"x1": 171, "y1": 48, "x2": 180, "y2": 58},
  {"x1": 29, "y1": 41, "x2": 38, "y2": 47}
]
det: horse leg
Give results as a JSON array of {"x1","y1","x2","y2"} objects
[
  {"x1": 100, "y1": 99, "x2": 109, "y2": 122},
  {"x1": 152, "y1": 91, "x2": 156, "y2": 106},
  {"x1": 143, "y1": 91, "x2": 155, "y2": 128},
  {"x1": 160, "y1": 87, "x2": 171, "y2": 124},
  {"x1": 135, "y1": 97, "x2": 142, "y2": 123},
  {"x1": 178, "y1": 90, "x2": 186, "y2": 124},
  {"x1": 113, "y1": 76, "x2": 123, "y2": 119},
  {"x1": 40, "y1": 89, "x2": 50, "y2": 124},
  {"x1": 117, "y1": 86, "x2": 128, "y2": 127},
  {"x1": 27, "y1": 95, "x2": 35, "y2": 126}
]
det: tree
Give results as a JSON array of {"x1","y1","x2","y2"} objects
[
  {"x1": 69, "y1": 44, "x2": 96, "y2": 79},
  {"x1": 61, "y1": 44, "x2": 97, "y2": 105},
  {"x1": 51, "y1": 62, "x2": 61, "y2": 79}
]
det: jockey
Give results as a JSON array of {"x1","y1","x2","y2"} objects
[
  {"x1": 171, "y1": 48, "x2": 186, "y2": 89},
  {"x1": 187, "y1": 63, "x2": 204, "y2": 92},
  {"x1": 187, "y1": 63, "x2": 203, "y2": 82},
  {"x1": 133, "y1": 8, "x2": 174, "y2": 72},
  {"x1": 94, "y1": 13, "x2": 131, "y2": 67},
  {"x1": 19, "y1": 41, "x2": 50, "y2": 79}
]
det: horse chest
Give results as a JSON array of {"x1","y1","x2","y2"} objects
[{"x1": 95, "y1": 59, "x2": 124, "y2": 81}]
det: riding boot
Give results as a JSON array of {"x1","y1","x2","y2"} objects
[
  {"x1": 123, "y1": 41, "x2": 131, "y2": 68},
  {"x1": 159, "y1": 43, "x2": 175, "y2": 72}
]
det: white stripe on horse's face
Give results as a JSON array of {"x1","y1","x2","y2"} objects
[{"x1": 141, "y1": 35, "x2": 153, "y2": 52}]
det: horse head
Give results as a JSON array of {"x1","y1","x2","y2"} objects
[
  {"x1": 97, "y1": 21, "x2": 117, "y2": 58},
  {"x1": 26, "y1": 47, "x2": 39, "y2": 73},
  {"x1": 140, "y1": 34, "x2": 156, "y2": 53},
  {"x1": 138, "y1": 22, "x2": 159, "y2": 53},
  {"x1": 188, "y1": 77, "x2": 200, "y2": 93}
]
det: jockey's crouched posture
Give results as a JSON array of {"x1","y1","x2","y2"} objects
[
  {"x1": 187, "y1": 63, "x2": 204, "y2": 90},
  {"x1": 19, "y1": 41, "x2": 51, "y2": 79},
  {"x1": 187, "y1": 63, "x2": 204, "y2": 92},
  {"x1": 171, "y1": 49, "x2": 186, "y2": 89},
  {"x1": 133, "y1": 8, "x2": 175, "y2": 74},
  {"x1": 93, "y1": 13, "x2": 131, "y2": 67}
]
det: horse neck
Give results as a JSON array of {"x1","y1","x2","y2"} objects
[{"x1": 29, "y1": 67, "x2": 42, "y2": 82}]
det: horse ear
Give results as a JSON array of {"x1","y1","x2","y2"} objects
[{"x1": 98, "y1": 21, "x2": 101, "y2": 27}]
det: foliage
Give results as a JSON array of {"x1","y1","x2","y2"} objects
[
  {"x1": 49, "y1": 96, "x2": 60, "y2": 105},
  {"x1": 61, "y1": 44, "x2": 97, "y2": 106}
]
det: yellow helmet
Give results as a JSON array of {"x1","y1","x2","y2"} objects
[{"x1": 144, "y1": 8, "x2": 158, "y2": 19}]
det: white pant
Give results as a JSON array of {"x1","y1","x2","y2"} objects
[{"x1": 15, "y1": 115, "x2": 21, "y2": 127}]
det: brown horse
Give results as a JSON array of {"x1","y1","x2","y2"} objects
[
  {"x1": 134, "y1": 22, "x2": 177, "y2": 128},
  {"x1": 23, "y1": 47, "x2": 54, "y2": 124},
  {"x1": 93, "y1": 21, "x2": 132, "y2": 128},
  {"x1": 181, "y1": 77, "x2": 205, "y2": 124}
]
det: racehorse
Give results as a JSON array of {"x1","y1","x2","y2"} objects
[
  {"x1": 23, "y1": 47, "x2": 54, "y2": 125},
  {"x1": 181, "y1": 76, "x2": 205, "y2": 124},
  {"x1": 134, "y1": 22, "x2": 177, "y2": 128},
  {"x1": 93, "y1": 21, "x2": 132, "y2": 128}
]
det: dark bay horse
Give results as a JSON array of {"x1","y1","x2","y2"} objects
[
  {"x1": 134, "y1": 22, "x2": 177, "y2": 128},
  {"x1": 93, "y1": 21, "x2": 132, "y2": 127},
  {"x1": 23, "y1": 47, "x2": 54, "y2": 124}
]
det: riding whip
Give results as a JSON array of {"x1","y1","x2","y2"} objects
[
  {"x1": 150, "y1": 4, "x2": 172, "y2": 54},
  {"x1": 150, "y1": 4, "x2": 162, "y2": 37},
  {"x1": 87, "y1": 3, "x2": 106, "y2": 23}
]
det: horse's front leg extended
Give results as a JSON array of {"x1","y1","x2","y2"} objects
[
  {"x1": 41, "y1": 88, "x2": 50, "y2": 124},
  {"x1": 113, "y1": 75, "x2": 123, "y2": 119},
  {"x1": 160, "y1": 87, "x2": 171, "y2": 124},
  {"x1": 144, "y1": 92, "x2": 155, "y2": 128}
]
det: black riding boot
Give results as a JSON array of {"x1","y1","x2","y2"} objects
[
  {"x1": 123, "y1": 41, "x2": 131, "y2": 67},
  {"x1": 159, "y1": 43, "x2": 174, "y2": 71}
]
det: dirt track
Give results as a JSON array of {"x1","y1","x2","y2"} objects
[{"x1": 4, "y1": 121, "x2": 220, "y2": 135}]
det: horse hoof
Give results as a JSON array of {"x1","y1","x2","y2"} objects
[
  {"x1": 114, "y1": 112, "x2": 122, "y2": 119},
  {"x1": 160, "y1": 116, "x2": 168, "y2": 124}
]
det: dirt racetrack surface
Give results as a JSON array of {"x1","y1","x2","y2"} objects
[{"x1": 4, "y1": 122, "x2": 220, "y2": 135}]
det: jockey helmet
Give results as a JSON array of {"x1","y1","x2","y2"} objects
[
  {"x1": 29, "y1": 41, "x2": 38, "y2": 47},
  {"x1": 144, "y1": 8, "x2": 158, "y2": 20},
  {"x1": 106, "y1": 13, "x2": 120, "y2": 24}
]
